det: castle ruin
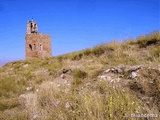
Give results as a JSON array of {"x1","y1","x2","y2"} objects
[{"x1": 25, "y1": 20, "x2": 52, "y2": 58}]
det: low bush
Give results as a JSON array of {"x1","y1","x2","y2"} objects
[
  {"x1": 136, "y1": 32, "x2": 160, "y2": 47},
  {"x1": 0, "y1": 99, "x2": 18, "y2": 111},
  {"x1": 82, "y1": 48, "x2": 92, "y2": 56},
  {"x1": 91, "y1": 45, "x2": 106, "y2": 57},
  {"x1": 72, "y1": 69, "x2": 88, "y2": 85},
  {"x1": 73, "y1": 69, "x2": 87, "y2": 80}
]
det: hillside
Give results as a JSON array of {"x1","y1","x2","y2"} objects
[{"x1": 0, "y1": 31, "x2": 160, "y2": 120}]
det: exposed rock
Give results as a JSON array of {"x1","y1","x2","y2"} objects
[
  {"x1": 32, "y1": 114, "x2": 39, "y2": 119},
  {"x1": 60, "y1": 74, "x2": 65, "y2": 79},
  {"x1": 110, "y1": 68, "x2": 115, "y2": 72},
  {"x1": 99, "y1": 75, "x2": 106, "y2": 80},
  {"x1": 104, "y1": 69, "x2": 110, "y2": 73},
  {"x1": 19, "y1": 94, "x2": 26, "y2": 99},
  {"x1": 23, "y1": 64, "x2": 29, "y2": 68},
  {"x1": 61, "y1": 68, "x2": 72, "y2": 74},
  {"x1": 88, "y1": 60, "x2": 93, "y2": 62},
  {"x1": 106, "y1": 76, "x2": 112, "y2": 81},
  {"x1": 125, "y1": 65, "x2": 142, "y2": 72},
  {"x1": 36, "y1": 89, "x2": 39, "y2": 92},
  {"x1": 49, "y1": 81, "x2": 54, "y2": 84},
  {"x1": 116, "y1": 67, "x2": 124, "y2": 73},
  {"x1": 18, "y1": 93, "x2": 38, "y2": 115},
  {"x1": 110, "y1": 79, "x2": 114, "y2": 83},
  {"x1": 110, "y1": 64, "x2": 125, "y2": 74},
  {"x1": 26, "y1": 87, "x2": 32, "y2": 91},
  {"x1": 56, "y1": 100, "x2": 61, "y2": 105},
  {"x1": 53, "y1": 100, "x2": 61, "y2": 107},
  {"x1": 119, "y1": 75, "x2": 124, "y2": 78},
  {"x1": 64, "y1": 80, "x2": 68, "y2": 83},
  {"x1": 9, "y1": 68, "x2": 13, "y2": 71},
  {"x1": 104, "y1": 65, "x2": 143, "y2": 76},
  {"x1": 130, "y1": 72, "x2": 137, "y2": 79},
  {"x1": 65, "y1": 102, "x2": 71, "y2": 109},
  {"x1": 115, "y1": 64, "x2": 125, "y2": 73}
]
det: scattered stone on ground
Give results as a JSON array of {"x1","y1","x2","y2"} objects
[
  {"x1": 65, "y1": 102, "x2": 71, "y2": 109},
  {"x1": 130, "y1": 72, "x2": 138, "y2": 79},
  {"x1": 61, "y1": 68, "x2": 72, "y2": 74},
  {"x1": 23, "y1": 64, "x2": 29, "y2": 68},
  {"x1": 125, "y1": 65, "x2": 142, "y2": 72},
  {"x1": 60, "y1": 74, "x2": 65, "y2": 79},
  {"x1": 26, "y1": 87, "x2": 32, "y2": 91}
]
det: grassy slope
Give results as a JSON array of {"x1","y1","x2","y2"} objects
[{"x1": 0, "y1": 31, "x2": 160, "y2": 120}]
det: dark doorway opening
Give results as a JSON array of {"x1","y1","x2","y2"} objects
[{"x1": 29, "y1": 44, "x2": 32, "y2": 51}]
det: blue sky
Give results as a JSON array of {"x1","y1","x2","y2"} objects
[{"x1": 0, "y1": 0, "x2": 159, "y2": 65}]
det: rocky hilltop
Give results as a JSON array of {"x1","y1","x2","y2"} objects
[{"x1": 0, "y1": 31, "x2": 160, "y2": 120}]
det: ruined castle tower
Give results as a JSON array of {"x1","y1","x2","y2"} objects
[{"x1": 25, "y1": 20, "x2": 52, "y2": 58}]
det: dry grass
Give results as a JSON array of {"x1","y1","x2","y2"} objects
[
  {"x1": 0, "y1": 31, "x2": 160, "y2": 119},
  {"x1": 136, "y1": 31, "x2": 160, "y2": 48}
]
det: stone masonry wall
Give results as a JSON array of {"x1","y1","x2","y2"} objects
[{"x1": 25, "y1": 33, "x2": 52, "y2": 58}]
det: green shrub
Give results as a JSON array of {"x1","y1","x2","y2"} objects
[
  {"x1": 127, "y1": 38, "x2": 136, "y2": 45},
  {"x1": 106, "y1": 41, "x2": 118, "y2": 51},
  {"x1": 0, "y1": 76, "x2": 27, "y2": 98},
  {"x1": 82, "y1": 48, "x2": 92, "y2": 56},
  {"x1": 73, "y1": 69, "x2": 87, "y2": 79},
  {"x1": 57, "y1": 56, "x2": 63, "y2": 62},
  {"x1": 136, "y1": 32, "x2": 160, "y2": 47},
  {"x1": 35, "y1": 78, "x2": 44, "y2": 84},
  {"x1": 14, "y1": 113, "x2": 28, "y2": 120},
  {"x1": 91, "y1": 45, "x2": 106, "y2": 57},
  {"x1": 40, "y1": 60, "x2": 49, "y2": 66},
  {"x1": 23, "y1": 71, "x2": 33, "y2": 80},
  {"x1": 71, "y1": 53, "x2": 83, "y2": 60},
  {"x1": 0, "y1": 99, "x2": 18, "y2": 111},
  {"x1": 121, "y1": 38, "x2": 135, "y2": 49},
  {"x1": 0, "y1": 77, "x2": 17, "y2": 98},
  {"x1": 72, "y1": 78, "x2": 82, "y2": 85},
  {"x1": 47, "y1": 62, "x2": 62, "y2": 77},
  {"x1": 72, "y1": 69, "x2": 87, "y2": 85}
]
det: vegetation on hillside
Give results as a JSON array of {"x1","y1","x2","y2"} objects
[{"x1": 0, "y1": 31, "x2": 159, "y2": 120}]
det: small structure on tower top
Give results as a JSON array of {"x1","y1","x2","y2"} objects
[{"x1": 26, "y1": 20, "x2": 38, "y2": 34}]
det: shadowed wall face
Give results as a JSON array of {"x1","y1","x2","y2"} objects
[{"x1": 25, "y1": 20, "x2": 52, "y2": 58}]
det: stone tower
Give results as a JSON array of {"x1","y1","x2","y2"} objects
[{"x1": 25, "y1": 20, "x2": 52, "y2": 58}]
